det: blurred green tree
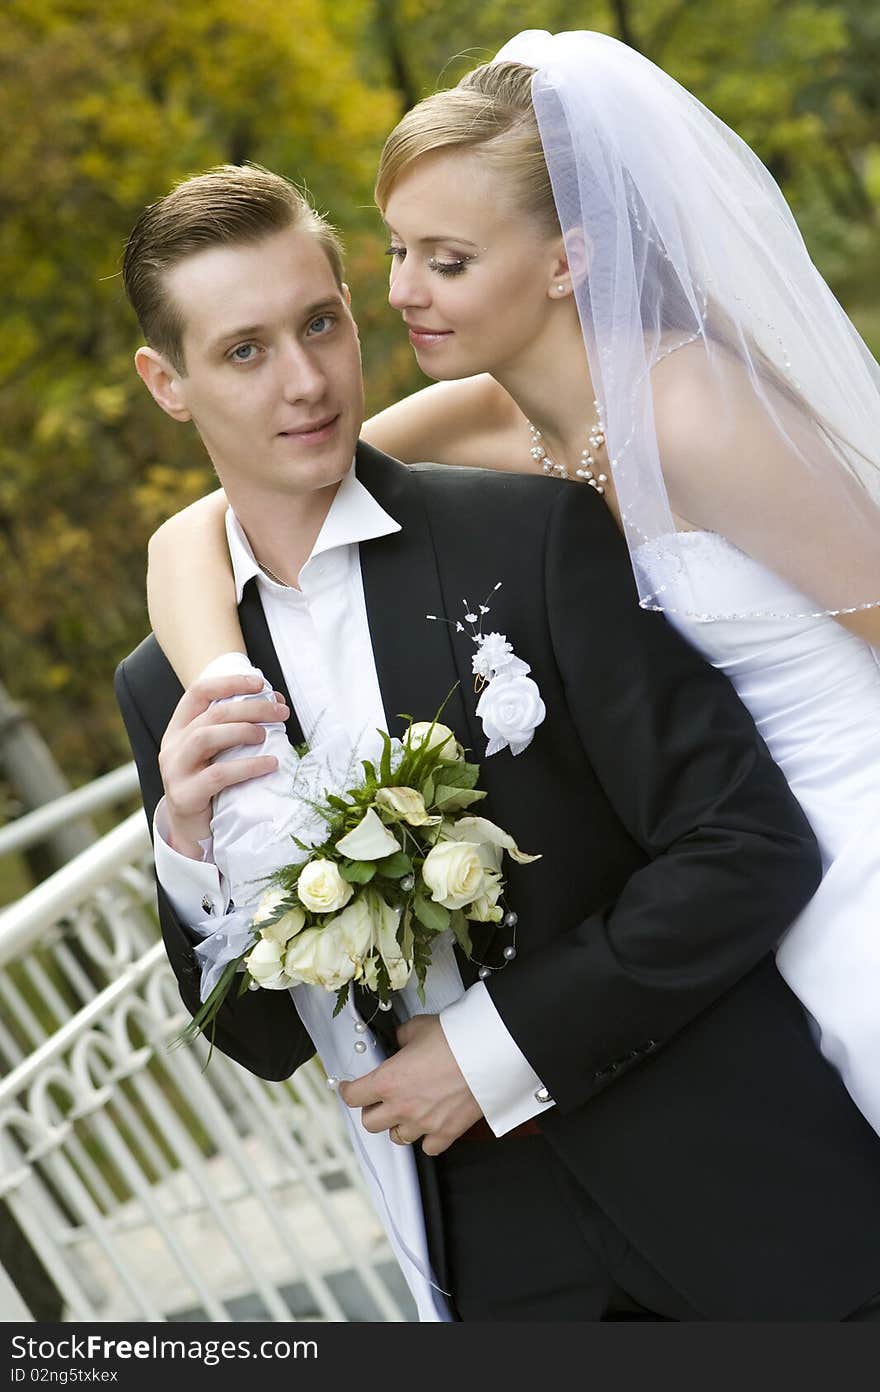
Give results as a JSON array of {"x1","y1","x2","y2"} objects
[
  {"x1": 1, "y1": 0, "x2": 877, "y2": 811},
  {"x1": 0, "y1": 0, "x2": 397, "y2": 784}
]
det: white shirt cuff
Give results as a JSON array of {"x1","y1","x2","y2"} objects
[
  {"x1": 153, "y1": 798, "x2": 226, "y2": 924},
  {"x1": 440, "y1": 981, "x2": 555, "y2": 1136}
]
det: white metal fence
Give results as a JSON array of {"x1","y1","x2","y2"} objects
[
  {"x1": 0, "y1": 763, "x2": 140, "y2": 861},
  {"x1": 0, "y1": 799, "x2": 413, "y2": 1322}
]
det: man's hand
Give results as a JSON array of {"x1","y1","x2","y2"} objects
[
  {"x1": 338, "y1": 1014, "x2": 483, "y2": 1155},
  {"x1": 158, "y1": 673, "x2": 289, "y2": 858}
]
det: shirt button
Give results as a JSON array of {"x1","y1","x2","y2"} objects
[{"x1": 534, "y1": 1086, "x2": 553, "y2": 1105}]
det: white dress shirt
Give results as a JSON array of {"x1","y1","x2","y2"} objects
[{"x1": 153, "y1": 463, "x2": 552, "y2": 1135}]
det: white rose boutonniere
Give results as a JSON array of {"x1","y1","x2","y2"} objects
[
  {"x1": 429, "y1": 585, "x2": 546, "y2": 758},
  {"x1": 476, "y1": 670, "x2": 546, "y2": 757}
]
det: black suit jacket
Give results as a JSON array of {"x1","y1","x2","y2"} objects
[{"x1": 116, "y1": 442, "x2": 880, "y2": 1319}]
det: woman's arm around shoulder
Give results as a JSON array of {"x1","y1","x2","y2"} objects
[
  {"x1": 362, "y1": 374, "x2": 526, "y2": 470},
  {"x1": 147, "y1": 487, "x2": 246, "y2": 685}
]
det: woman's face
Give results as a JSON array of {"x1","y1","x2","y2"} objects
[{"x1": 382, "y1": 149, "x2": 564, "y2": 381}]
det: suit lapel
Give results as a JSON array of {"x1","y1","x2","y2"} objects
[
  {"x1": 355, "y1": 444, "x2": 474, "y2": 747},
  {"x1": 356, "y1": 445, "x2": 503, "y2": 981}
]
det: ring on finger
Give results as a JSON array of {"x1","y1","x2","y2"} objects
[{"x1": 390, "y1": 1124, "x2": 412, "y2": 1146}]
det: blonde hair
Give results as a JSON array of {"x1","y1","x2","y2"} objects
[
  {"x1": 123, "y1": 163, "x2": 344, "y2": 373},
  {"x1": 374, "y1": 61, "x2": 559, "y2": 236},
  {"x1": 377, "y1": 60, "x2": 870, "y2": 470}
]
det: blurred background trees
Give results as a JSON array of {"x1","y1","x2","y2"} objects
[{"x1": 2, "y1": 0, "x2": 879, "y2": 889}]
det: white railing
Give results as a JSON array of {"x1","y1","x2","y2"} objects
[
  {"x1": 0, "y1": 801, "x2": 412, "y2": 1322},
  {"x1": 0, "y1": 763, "x2": 141, "y2": 859}
]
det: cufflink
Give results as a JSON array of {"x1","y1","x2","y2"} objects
[
  {"x1": 534, "y1": 1086, "x2": 553, "y2": 1105},
  {"x1": 201, "y1": 896, "x2": 214, "y2": 916}
]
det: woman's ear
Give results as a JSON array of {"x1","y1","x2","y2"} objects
[
  {"x1": 134, "y1": 347, "x2": 192, "y2": 422},
  {"x1": 549, "y1": 227, "x2": 592, "y2": 296}
]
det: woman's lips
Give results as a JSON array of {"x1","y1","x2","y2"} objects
[{"x1": 406, "y1": 325, "x2": 453, "y2": 348}]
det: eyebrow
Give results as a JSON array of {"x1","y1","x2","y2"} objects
[
  {"x1": 209, "y1": 297, "x2": 344, "y2": 352},
  {"x1": 384, "y1": 227, "x2": 480, "y2": 249}
]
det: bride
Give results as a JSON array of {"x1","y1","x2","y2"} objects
[{"x1": 145, "y1": 31, "x2": 880, "y2": 1129}]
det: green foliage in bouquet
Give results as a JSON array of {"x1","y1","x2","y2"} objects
[{"x1": 178, "y1": 693, "x2": 539, "y2": 1051}]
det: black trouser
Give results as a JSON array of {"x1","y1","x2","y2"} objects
[
  {"x1": 432, "y1": 1133, "x2": 700, "y2": 1321},
  {"x1": 432, "y1": 1132, "x2": 880, "y2": 1322},
  {"x1": 847, "y1": 1294, "x2": 880, "y2": 1321}
]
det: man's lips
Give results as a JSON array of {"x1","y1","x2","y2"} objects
[{"x1": 278, "y1": 413, "x2": 339, "y2": 440}]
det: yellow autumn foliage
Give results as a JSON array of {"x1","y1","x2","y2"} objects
[{"x1": 1, "y1": 0, "x2": 878, "y2": 788}]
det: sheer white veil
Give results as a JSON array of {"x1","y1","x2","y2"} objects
[{"x1": 493, "y1": 30, "x2": 880, "y2": 619}]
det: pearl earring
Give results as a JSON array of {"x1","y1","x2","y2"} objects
[{"x1": 556, "y1": 283, "x2": 566, "y2": 293}]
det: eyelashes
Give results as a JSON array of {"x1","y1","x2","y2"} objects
[
  {"x1": 225, "y1": 314, "x2": 337, "y2": 364},
  {"x1": 430, "y1": 258, "x2": 469, "y2": 277},
  {"x1": 384, "y1": 245, "x2": 471, "y2": 277}
]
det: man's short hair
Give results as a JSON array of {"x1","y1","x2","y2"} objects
[{"x1": 122, "y1": 163, "x2": 345, "y2": 373}]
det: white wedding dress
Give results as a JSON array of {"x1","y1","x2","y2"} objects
[{"x1": 636, "y1": 530, "x2": 880, "y2": 1132}]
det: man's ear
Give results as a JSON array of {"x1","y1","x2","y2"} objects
[
  {"x1": 134, "y1": 346, "x2": 192, "y2": 422},
  {"x1": 342, "y1": 282, "x2": 360, "y2": 340}
]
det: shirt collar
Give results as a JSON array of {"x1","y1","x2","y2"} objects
[{"x1": 225, "y1": 460, "x2": 402, "y2": 602}]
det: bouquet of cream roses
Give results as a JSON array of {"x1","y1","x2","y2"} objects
[{"x1": 178, "y1": 713, "x2": 540, "y2": 1047}]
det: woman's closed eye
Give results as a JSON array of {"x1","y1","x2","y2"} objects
[
  {"x1": 427, "y1": 256, "x2": 470, "y2": 277},
  {"x1": 385, "y1": 244, "x2": 472, "y2": 277}
]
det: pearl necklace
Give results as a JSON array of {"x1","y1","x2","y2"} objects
[{"x1": 527, "y1": 398, "x2": 608, "y2": 493}]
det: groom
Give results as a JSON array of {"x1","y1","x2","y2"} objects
[{"x1": 115, "y1": 164, "x2": 880, "y2": 1322}]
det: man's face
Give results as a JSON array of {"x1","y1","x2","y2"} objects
[{"x1": 164, "y1": 226, "x2": 364, "y2": 507}]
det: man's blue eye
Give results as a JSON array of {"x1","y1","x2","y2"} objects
[
  {"x1": 309, "y1": 315, "x2": 334, "y2": 334},
  {"x1": 230, "y1": 344, "x2": 257, "y2": 362}
]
